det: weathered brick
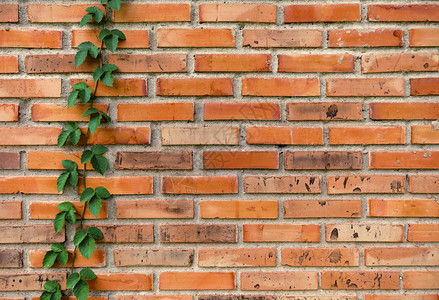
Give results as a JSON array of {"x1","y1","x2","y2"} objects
[
  {"x1": 113, "y1": 4, "x2": 190, "y2": 22},
  {"x1": 27, "y1": 4, "x2": 105, "y2": 22},
  {"x1": 32, "y1": 103, "x2": 108, "y2": 122},
  {"x1": 329, "y1": 127, "x2": 405, "y2": 145},
  {"x1": 117, "y1": 296, "x2": 191, "y2": 300},
  {"x1": 362, "y1": 53, "x2": 438, "y2": 73},
  {"x1": 370, "y1": 151, "x2": 439, "y2": 169},
  {"x1": 370, "y1": 102, "x2": 439, "y2": 120},
  {"x1": 203, "y1": 151, "x2": 278, "y2": 169},
  {"x1": 30, "y1": 201, "x2": 107, "y2": 219},
  {"x1": 411, "y1": 125, "x2": 439, "y2": 144},
  {"x1": 242, "y1": 78, "x2": 320, "y2": 97},
  {"x1": 199, "y1": 4, "x2": 276, "y2": 23},
  {"x1": 365, "y1": 295, "x2": 438, "y2": 300},
  {"x1": 88, "y1": 273, "x2": 153, "y2": 291},
  {"x1": 0, "y1": 56, "x2": 18, "y2": 73},
  {"x1": 328, "y1": 29, "x2": 403, "y2": 47},
  {"x1": 157, "y1": 78, "x2": 233, "y2": 96},
  {"x1": 279, "y1": 54, "x2": 354, "y2": 73},
  {"x1": 411, "y1": 78, "x2": 439, "y2": 95},
  {"x1": 0, "y1": 4, "x2": 18, "y2": 22},
  {"x1": 368, "y1": 4, "x2": 439, "y2": 22},
  {"x1": 200, "y1": 296, "x2": 275, "y2": 300},
  {"x1": 285, "y1": 151, "x2": 362, "y2": 170},
  {"x1": 244, "y1": 175, "x2": 321, "y2": 194},
  {"x1": 109, "y1": 53, "x2": 187, "y2": 73},
  {"x1": 84, "y1": 225, "x2": 154, "y2": 243},
  {"x1": 326, "y1": 223, "x2": 404, "y2": 242},
  {"x1": 328, "y1": 175, "x2": 405, "y2": 194},
  {"x1": 157, "y1": 29, "x2": 235, "y2": 48},
  {"x1": 118, "y1": 103, "x2": 193, "y2": 121},
  {"x1": 282, "y1": 248, "x2": 359, "y2": 267},
  {"x1": 71, "y1": 78, "x2": 147, "y2": 97},
  {"x1": 408, "y1": 224, "x2": 439, "y2": 242},
  {"x1": 327, "y1": 78, "x2": 405, "y2": 97},
  {"x1": 29, "y1": 249, "x2": 105, "y2": 268},
  {"x1": 287, "y1": 102, "x2": 363, "y2": 121},
  {"x1": 72, "y1": 29, "x2": 149, "y2": 48},
  {"x1": 160, "y1": 272, "x2": 235, "y2": 290},
  {"x1": 114, "y1": 249, "x2": 193, "y2": 267},
  {"x1": 0, "y1": 152, "x2": 19, "y2": 169},
  {"x1": 280, "y1": 297, "x2": 355, "y2": 300},
  {"x1": 410, "y1": 28, "x2": 439, "y2": 47},
  {"x1": 0, "y1": 201, "x2": 22, "y2": 219},
  {"x1": 243, "y1": 29, "x2": 322, "y2": 48},
  {"x1": 283, "y1": 199, "x2": 362, "y2": 219},
  {"x1": 0, "y1": 177, "x2": 58, "y2": 194},
  {"x1": 25, "y1": 54, "x2": 97, "y2": 73},
  {"x1": 80, "y1": 127, "x2": 151, "y2": 145},
  {"x1": 0, "y1": 104, "x2": 18, "y2": 122},
  {"x1": 0, "y1": 273, "x2": 66, "y2": 291},
  {"x1": 79, "y1": 176, "x2": 153, "y2": 195},
  {"x1": 409, "y1": 175, "x2": 439, "y2": 193},
  {"x1": 403, "y1": 271, "x2": 439, "y2": 289},
  {"x1": 285, "y1": 4, "x2": 360, "y2": 23},
  {"x1": 0, "y1": 29, "x2": 62, "y2": 48},
  {"x1": 240, "y1": 272, "x2": 318, "y2": 290},
  {"x1": 246, "y1": 127, "x2": 323, "y2": 145},
  {"x1": 199, "y1": 248, "x2": 276, "y2": 267},
  {"x1": 243, "y1": 224, "x2": 320, "y2": 242},
  {"x1": 160, "y1": 224, "x2": 237, "y2": 243},
  {"x1": 116, "y1": 151, "x2": 192, "y2": 170},
  {"x1": 365, "y1": 247, "x2": 439, "y2": 266},
  {"x1": 368, "y1": 199, "x2": 439, "y2": 218},
  {"x1": 200, "y1": 200, "x2": 278, "y2": 219},
  {"x1": 162, "y1": 127, "x2": 239, "y2": 145},
  {"x1": 204, "y1": 103, "x2": 280, "y2": 120},
  {"x1": 196, "y1": 54, "x2": 271, "y2": 72},
  {"x1": 0, "y1": 79, "x2": 61, "y2": 98},
  {"x1": 0, "y1": 225, "x2": 64, "y2": 243},
  {"x1": 116, "y1": 200, "x2": 193, "y2": 219},
  {"x1": 322, "y1": 271, "x2": 399, "y2": 290},
  {"x1": 162, "y1": 176, "x2": 238, "y2": 194},
  {"x1": 0, "y1": 250, "x2": 22, "y2": 268}
]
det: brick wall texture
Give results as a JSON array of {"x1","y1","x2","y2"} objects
[{"x1": 0, "y1": 1, "x2": 438, "y2": 299}]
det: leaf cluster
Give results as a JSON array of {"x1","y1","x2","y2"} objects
[
  {"x1": 67, "y1": 268, "x2": 97, "y2": 300},
  {"x1": 74, "y1": 227, "x2": 104, "y2": 259},
  {"x1": 41, "y1": 281, "x2": 62, "y2": 300}
]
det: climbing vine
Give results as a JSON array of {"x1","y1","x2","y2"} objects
[{"x1": 41, "y1": 1, "x2": 124, "y2": 299}]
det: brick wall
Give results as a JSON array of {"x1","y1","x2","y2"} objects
[{"x1": 0, "y1": 1, "x2": 438, "y2": 299}]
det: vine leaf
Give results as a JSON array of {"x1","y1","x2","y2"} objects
[
  {"x1": 43, "y1": 243, "x2": 69, "y2": 268},
  {"x1": 83, "y1": 108, "x2": 111, "y2": 135},
  {"x1": 73, "y1": 279, "x2": 89, "y2": 300},
  {"x1": 99, "y1": 29, "x2": 126, "y2": 53},
  {"x1": 87, "y1": 227, "x2": 104, "y2": 240},
  {"x1": 101, "y1": 0, "x2": 122, "y2": 11},
  {"x1": 66, "y1": 272, "x2": 81, "y2": 289},
  {"x1": 93, "y1": 63, "x2": 118, "y2": 86},
  {"x1": 53, "y1": 212, "x2": 66, "y2": 233},
  {"x1": 81, "y1": 145, "x2": 109, "y2": 174},
  {"x1": 80, "y1": 268, "x2": 97, "y2": 280},
  {"x1": 57, "y1": 160, "x2": 79, "y2": 192},
  {"x1": 75, "y1": 41, "x2": 99, "y2": 67},
  {"x1": 42, "y1": 251, "x2": 58, "y2": 268},
  {"x1": 68, "y1": 82, "x2": 92, "y2": 108},
  {"x1": 80, "y1": 187, "x2": 95, "y2": 203},
  {"x1": 78, "y1": 235, "x2": 95, "y2": 259},
  {"x1": 41, "y1": 280, "x2": 62, "y2": 300},
  {"x1": 58, "y1": 121, "x2": 81, "y2": 147},
  {"x1": 80, "y1": 6, "x2": 104, "y2": 27}
]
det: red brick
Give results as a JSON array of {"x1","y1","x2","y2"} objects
[
  {"x1": 408, "y1": 224, "x2": 439, "y2": 242},
  {"x1": 71, "y1": 78, "x2": 146, "y2": 97},
  {"x1": 25, "y1": 54, "x2": 97, "y2": 73},
  {"x1": 329, "y1": 126, "x2": 405, "y2": 145},
  {"x1": 88, "y1": 273, "x2": 153, "y2": 291},
  {"x1": 329, "y1": 29, "x2": 403, "y2": 47},
  {"x1": 282, "y1": 248, "x2": 359, "y2": 267},
  {"x1": 370, "y1": 151, "x2": 439, "y2": 169},
  {"x1": 411, "y1": 125, "x2": 439, "y2": 144},
  {"x1": 114, "y1": 249, "x2": 193, "y2": 267},
  {"x1": 116, "y1": 151, "x2": 192, "y2": 170},
  {"x1": 0, "y1": 177, "x2": 59, "y2": 194},
  {"x1": 409, "y1": 175, "x2": 439, "y2": 193},
  {"x1": 243, "y1": 224, "x2": 320, "y2": 242},
  {"x1": 410, "y1": 28, "x2": 439, "y2": 47},
  {"x1": 369, "y1": 199, "x2": 439, "y2": 217},
  {"x1": 27, "y1": 4, "x2": 105, "y2": 22},
  {"x1": 0, "y1": 56, "x2": 18, "y2": 73},
  {"x1": 285, "y1": 151, "x2": 362, "y2": 170},
  {"x1": 0, "y1": 79, "x2": 61, "y2": 98},
  {"x1": 160, "y1": 224, "x2": 237, "y2": 243},
  {"x1": 247, "y1": 127, "x2": 323, "y2": 145},
  {"x1": 79, "y1": 176, "x2": 153, "y2": 195},
  {"x1": 0, "y1": 201, "x2": 21, "y2": 219},
  {"x1": 240, "y1": 272, "x2": 318, "y2": 290},
  {"x1": 157, "y1": 78, "x2": 233, "y2": 96},
  {"x1": 0, "y1": 225, "x2": 64, "y2": 243},
  {"x1": 0, "y1": 104, "x2": 18, "y2": 122},
  {"x1": 157, "y1": 29, "x2": 235, "y2": 48},
  {"x1": 365, "y1": 247, "x2": 439, "y2": 266},
  {"x1": 195, "y1": 54, "x2": 271, "y2": 72},
  {"x1": 30, "y1": 201, "x2": 107, "y2": 219},
  {"x1": 29, "y1": 249, "x2": 105, "y2": 268},
  {"x1": 370, "y1": 102, "x2": 439, "y2": 120},
  {"x1": 200, "y1": 4, "x2": 276, "y2": 23},
  {"x1": 118, "y1": 103, "x2": 193, "y2": 121},
  {"x1": 0, "y1": 29, "x2": 62, "y2": 48},
  {"x1": 109, "y1": 53, "x2": 187, "y2": 73},
  {"x1": 84, "y1": 224, "x2": 154, "y2": 243},
  {"x1": 28, "y1": 151, "x2": 91, "y2": 170},
  {"x1": 243, "y1": 29, "x2": 322, "y2": 48},
  {"x1": 117, "y1": 297, "x2": 191, "y2": 300},
  {"x1": 327, "y1": 175, "x2": 405, "y2": 194},
  {"x1": 368, "y1": 4, "x2": 439, "y2": 22},
  {"x1": 72, "y1": 30, "x2": 149, "y2": 49},
  {"x1": 287, "y1": 102, "x2": 363, "y2": 121},
  {"x1": 81, "y1": 127, "x2": 151, "y2": 145},
  {"x1": 279, "y1": 54, "x2": 354, "y2": 73},
  {"x1": 162, "y1": 176, "x2": 238, "y2": 194},
  {"x1": 116, "y1": 200, "x2": 193, "y2": 219},
  {"x1": 0, "y1": 152, "x2": 19, "y2": 169},
  {"x1": 0, "y1": 4, "x2": 18, "y2": 22},
  {"x1": 362, "y1": 53, "x2": 438, "y2": 73},
  {"x1": 161, "y1": 127, "x2": 239, "y2": 145},
  {"x1": 32, "y1": 103, "x2": 108, "y2": 122},
  {"x1": 403, "y1": 271, "x2": 439, "y2": 289},
  {"x1": 200, "y1": 297, "x2": 274, "y2": 300},
  {"x1": 365, "y1": 295, "x2": 438, "y2": 300},
  {"x1": 327, "y1": 78, "x2": 404, "y2": 97},
  {"x1": 0, "y1": 273, "x2": 66, "y2": 291},
  {"x1": 285, "y1": 4, "x2": 360, "y2": 23},
  {"x1": 242, "y1": 78, "x2": 320, "y2": 97},
  {"x1": 204, "y1": 102, "x2": 280, "y2": 120},
  {"x1": 31, "y1": 297, "x2": 105, "y2": 300},
  {"x1": 203, "y1": 151, "x2": 278, "y2": 169},
  {"x1": 199, "y1": 248, "x2": 276, "y2": 267},
  {"x1": 411, "y1": 78, "x2": 439, "y2": 95},
  {"x1": 283, "y1": 199, "x2": 362, "y2": 219},
  {"x1": 322, "y1": 271, "x2": 399, "y2": 290},
  {"x1": 326, "y1": 223, "x2": 404, "y2": 242},
  {"x1": 0, "y1": 250, "x2": 22, "y2": 268},
  {"x1": 245, "y1": 175, "x2": 321, "y2": 194},
  {"x1": 113, "y1": 4, "x2": 190, "y2": 22},
  {"x1": 160, "y1": 272, "x2": 235, "y2": 290},
  {"x1": 200, "y1": 200, "x2": 278, "y2": 219}
]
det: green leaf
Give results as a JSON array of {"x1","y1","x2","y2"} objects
[
  {"x1": 62, "y1": 160, "x2": 77, "y2": 172},
  {"x1": 101, "y1": 70, "x2": 114, "y2": 86},
  {"x1": 68, "y1": 90, "x2": 79, "y2": 108},
  {"x1": 91, "y1": 145, "x2": 107, "y2": 155},
  {"x1": 82, "y1": 107, "x2": 99, "y2": 118},
  {"x1": 98, "y1": 28, "x2": 111, "y2": 40},
  {"x1": 89, "y1": 114, "x2": 102, "y2": 134},
  {"x1": 104, "y1": 34, "x2": 119, "y2": 52},
  {"x1": 86, "y1": 6, "x2": 104, "y2": 23},
  {"x1": 91, "y1": 154, "x2": 108, "y2": 175},
  {"x1": 87, "y1": 226, "x2": 104, "y2": 240},
  {"x1": 80, "y1": 13, "x2": 93, "y2": 27},
  {"x1": 80, "y1": 187, "x2": 95, "y2": 203},
  {"x1": 56, "y1": 248, "x2": 68, "y2": 266},
  {"x1": 79, "y1": 86, "x2": 92, "y2": 103},
  {"x1": 108, "y1": 0, "x2": 122, "y2": 11},
  {"x1": 40, "y1": 291, "x2": 52, "y2": 300},
  {"x1": 81, "y1": 150, "x2": 93, "y2": 164},
  {"x1": 66, "y1": 272, "x2": 80, "y2": 289},
  {"x1": 93, "y1": 67, "x2": 105, "y2": 82},
  {"x1": 57, "y1": 130, "x2": 70, "y2": 147},
  {"x1": 111, "y1": 29, "x2": 126, "y2": 40},
  {"x1": 68, "y1": 168, "x2": 78, "y2": 187},
  {"x1": 57, "y1": 172, "x2": 69, "y2": 193},
  {"x1": 57, "y1": 201, "x2": 73, "y2": 212},
  {"x1": 79, "y1": 235, "x2": 95, "y2": 259},
  {"x1": 80, "y1": 268, "x2": 97, "y2": 280},
  {"x1": 72, "y1": 82, "x2": 88, "y2": 90},
  {"x1": 70, "y1": 128, "x2": 81, "y2": 146},
  {"x1": 54, "y1": 211, "x2": 66, "y2": 233},
  {"x1": 88, "y1": 195, "x2": 102, "y2": 217},
  {"x1": 75, "y1": 50, "x2": 88, "y2": 67},
  {"x1": 95, "y1": 186, "x2": 110, "y2": 198},
  {"x1": 73, "y1": 229, "x2": 87, "y2": 246},
  {"x1": 43, "y1": 250, "x2": 58, "y2": 268},
  {"x1": 103, "y1": 64, "x2": 118, "y2": 72},
  {"x1": 52, "y1": 290, "x2": 62, "y2": 300},
  {"x1": 66, "y1": 121, "x2": 78, "y2": 131},
  {"x1": 51, "y1": 243, "x2": 65, "y2": 253},
  {"x1": 65, "y1": 210, "x2": 77, "y2": 224},
  {"x1": 44, "y1": 281, "x2": 60, "y2": 293},
  {"x1": 73, "y1": 279, "x2": 89, "y2": 300}
]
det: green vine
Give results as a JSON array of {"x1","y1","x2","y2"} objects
[{"x1": 41, "y1": 1, "x2": 124, "y2": 299}]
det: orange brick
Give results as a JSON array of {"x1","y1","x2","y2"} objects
[
  {"x1": 79, "y1": 176, "x2": 153, "y2": 195},
  {"x1": 80, "y1": 127, "x2": 151, "y2": 145},
  {"x1": 411, "y1": 125, "x2": 439, "y2": 144},
  {"x1": 31, "y1": 297, "x2": 105, "y2": 300},
  {"x1": 327, "y1": 78, "x2": 404, "y2": 97},
  {"x1": 370, "y1": 102, "x2": 439, "y2": 120},
  {"x1": 247, "y1": 126, "x2": 323, "y2": 145},
  {"x1": 29, "y1": 249, "x2": 105, "y2": 268},
  {"x1": 200, "y1": 200, "x2": 278, "y2": 219},
  {"x1": 0, "y1": 273, "x2": 66, "y2": 291},
  {"x1": 410, "y1": 28, "x2": 439, "y2": 47},
  {"x1": 157, "y1": 28, "x2": 235, "y2": 48},
  {"x1": 72, "y1": 29, "x2": 149, "y2": 48},
  {"x1": 116, "y1": 297, "x2": 191, "y2": 300},
  {"x1": 27, "y1": 151, "x2": 91, "y2": 170},
  {"x1": 0, "y1": 29, "x2": 62, "y2": 48},
  {"x1": 32, "y1": 103, "x2": 108, "y2": 122},
  {"x1": 411, "y1": 78, "x2": 439, "y2": 95},
  {"x1": 0, "y1": 56, "x2": 18, "y2": 73},
  {"x1": 88, "y1": 273, "x2": 152, "y2": 291},
  {"x1": 288, "y1": 102, "x2": 363, "y2": 121},
  {"x1": 409, "y1": 175, "x2": 439, "y2": 193},
  {"x1": 113, "y1": 4, "x2": 190, "y2": 22},
  {"x1": 282, "y1": 248, "x2": 359, "y2": 267},
  {"x1": 322, "y1": 271, "x2": 399, "y2": 290},
  {"x1": 365, "y1": 295, "x2": 438, "y2": 300},
  {"x1": 243, "y1": 29, "x2": 322, "y2": 48},
  {"x1": 84, "y1": 224, "x2": 154, "y2": 243},
  {"x1": 201, "y1": 297, "x2": 274, "y2": 300},
  {"x1": 365, "y1": 247, "x2": 439, "y2": 266},
  {"x1": 204, "y1": 102, "x2": 280, "y2": 120},
  {"x1": 0, "y1": 4, "x2": 18, "y2": 22},
  {"x1": 160, "y1": 272, "x2": 235, "y2": 290},
  {"x1": 157, "y1": 78, "x2": 233, "y2": 96},
  {"x1": 285, "y1": 4, "x2": 360, "y2": 22},
  {"x1": 327, "y1": 175, "x2": 405, "y2": 194},
  {"x1": 116, "y1": 200, "x2": 193, "y2": 219},
  {"x1": 162, "y1": 176, "x2": 238, "y2": 194},
  {"x1": 329, "y1": 29, "x2": 403, "y2": 47},
  {"x1": 241, "y1": 272, "x2": 318, "y2": 290},
  {"x1": 116, "y1": 151, "x2": 192, "y2": 170},
  {"x1": 118, "y1": 103, "x2": 193, "y2": 121},
  {"x1": 25, "y1": 54, "x2": 97, "y2": 73},
  {"x1": 0, "y1": 225, "x2": 64, "y2": 243},
  {"x1": 0, "y1": 152, "x2": 19, "y2": 169},
  {"x1": 0, "y1": 104, "x2": 18, "y2": 121},
  {"x1": 243, "y1": 224, "x2": 320, "y2": 242},
  {"x1": 403, "y1": 271, "x2": 439, "y2": 289},
  {"x1": 0, "y1": 177, "x2": 58, "y2": 194},
  {"x1": 114, "y1": 249, "x2": 193, "y2": 267},
  {"x1": 71, "y1": 78, "x2": 146, "y2": 97},
  {"x1": 109, "y1": 53, "x2": 187, "y2": 73},
  {"x1": 362, "y1": 53, "x2": 439, "y2": 73},
  {"x1": 370, "y1": 151, "x2": 439, "y2": 169},
  {"x1": 27, "y1": 4, "x2": 105, "y2": 22},
  {"x1": 0, "y1": 201, "x2": 21, "y2": 219},
  {"x1": 408, "y1": 224, "x2": 439, "y2": 242},
  {"x1": 283, "y1": 199, "x2": 362, "y2": 219},
  {"x1": 244, "y1": 175, "x2": 321, "y2": 194},
  {"x1": 285, "y1": 151, "x2": 362, "y2": 170},
  {"x1": 326, "y1": 223, "x2": 404, "y2": 242},
  {"x1": 161, "y1": 126, "x2": 239, "y2": 145},
  {"x1": 195, "y1": 54, "x2": 271, "y2": 72},
  {"x1": 0, "y1": 250, "x2": 22, "y2": 268},
  {"x1": 199, "y1": 4, "x2": 276, "y2": 23},
  {"x1": 279, "y1": 54, "x2": 354, "y2": 73},
  {"x1": 329, "y1": 126, "x2": 405, "y2": 145},
  {"x1": 242, "y1": 78, "x2": 320, "y2": 97},
  {"x1": 369, "y1": 199, "x2": 439, "y2": 217},
  {"x1": 160, "y1": 224, "x2": 237, "y2": 243},
  {"x1": 30, "y1": 201, "x2": 107, "y2": 219},
  {"x1": 369, "y1": 4, "x2": 439, "y2": 22},
  {"x1": 203, "y1": 151, "x2": 278, "y2": 169},
  {"x1": 199, "y1": 248, "x2": 276, "y2": 267},
  {"x1": 0, "y1": 79, "x2": 61, "y2": 98}
]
